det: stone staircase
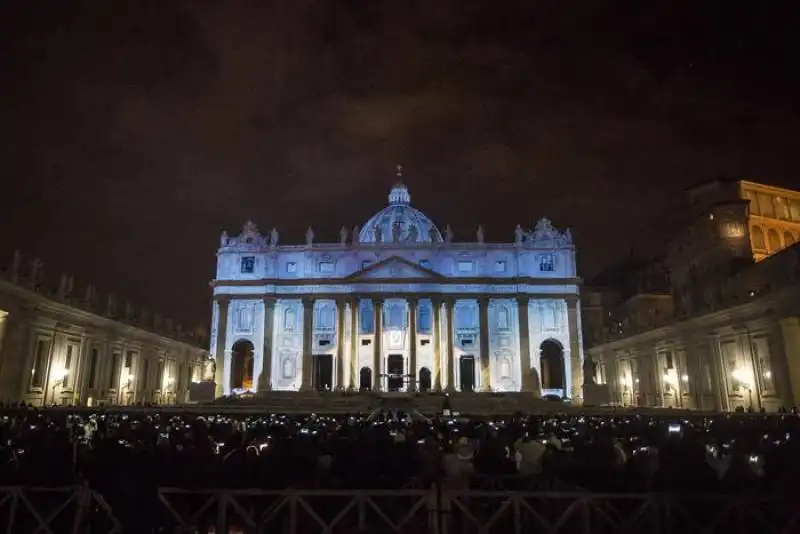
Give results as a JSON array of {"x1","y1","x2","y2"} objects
[{"x1": 206, "y1": 391, "x2": 562, "y2": 416}]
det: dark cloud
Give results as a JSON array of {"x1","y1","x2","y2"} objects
[{"x1": 1, "y1": 0, "x2": 799, "y2": 326}]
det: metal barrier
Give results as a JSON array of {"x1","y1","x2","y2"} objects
[
  {"x1": 156, "y1": 487, "x2": 800, "y2": 534},
  {"x1": 0, "y1": 485, "x2": 121, "y2": 534},
  {"x1": 2, "y1": 485, "x2": 799, "y2": 533}
]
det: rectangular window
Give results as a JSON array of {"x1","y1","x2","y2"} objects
[
  {"x1": 791, "y1": 200, "x2": 800, "y2": 223},
  {"x1": 457, "y1": 261, "x2": 473, "y2": 273},
  {"x1": 758, "y1": 193, "x2": 775, "y2": 218},
  {"x1": 88, "y1": 348, "x2": 99, "y2": 389},
  {"x1": 240, "y1": 256, "x2": 255, "y2": 274},
  {"x1": 318, "y1": 261, "x2": 334, "y2": 274},
  {"x1": 109, "y1": 353, "x2": 120, "y2": 389},
  {"x1": 494, "y1": 261, "x2": 506, "y2": 273},
  {"x1": 124, "y1": 350, "x2": 133, "y2": 369},
  {"x1": 286, "y1": 262, "x2": 297, "y2": 273},
  {"x1": 30, "y1": 339, "x2": 49, "y2": 389},
  {"x1": 539, "y1": 254, "x2": 555, "y2": 272}
]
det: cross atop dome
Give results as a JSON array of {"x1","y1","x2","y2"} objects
[{"x1": 388, "y1": 166, "x2": 411, "y2": 205}]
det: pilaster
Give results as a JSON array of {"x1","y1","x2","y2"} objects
[
  {"x1": 349, "y1": 299, "x2": 358, "y2": 389},
  {"x1": 779, "y1": 317, "x2": 800, "y2": 406},
  {"x1": 566, "y1": 296, "x2": 582, "y2": 401},
  {"x1": 408, "y1": 297, "x2": 418, "y2": 391},
  {"x1": 478, "y1": 297, "x2": 491, "y2": 392},
  {"x1": 373, "y1": 297, "x2": 383, "y2": 391},
  {"x1": 445, "y1": 298, "x2": 455, "y2": 392},
  {"x1": 517, "y1": 296, "x2": 532, "y2": 392},
  {"x1": 300, "y1": 297, "x2": 314, "y2": 391},
  {"x1": 260, "y1": 297, "x2": 276, "y2": 391},
  {"x1": 432, "y1": 297, "x2": 442, "y2": 391},
  {"x1": 214, "y1": 296, "x2": 230, "y2": 398},
  {"x1": 335, "y1": 298, "x2": 346, "y2": 390}
]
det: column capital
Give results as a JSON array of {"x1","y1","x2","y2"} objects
[
  {"x1": 477, "y1": 296, "x2": 490, "y2": 307},
  {"x1": 407, "y1": 295, "x2": 419, "y2": 306},
  {"x1": 262, "y1": 296, "x2": 277, "y2": 305},
  {"x1": 214, "y1": 294, "x2": 231, "y2": 304},
  {"x1": 565, "y1": 295, "x2": 580, "y2": 307},
  {"x1": 372, "y1": 296, "x2": 385, "y2": 307},
  {"x1": 301, "y1": 296, "x2": 315, "y2": 306},
  {"x1": 516, "y1": 295, "x2": 530, "y2": 306}
]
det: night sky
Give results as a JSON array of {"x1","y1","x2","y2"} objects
[{"x1": 1, "y1": 1, "x2": 799, "y2": 328}]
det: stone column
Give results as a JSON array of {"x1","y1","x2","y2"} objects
[
  {"x1": 300, "y1": 297, "x2": 314, "y2": 391},
  {"x1": 566, "y1": 296, "x2": 582, "y2": 401},
  {"x1": 445, "y1": 298, "x2": 455, "y2": 392},
  {"x1": 408, "y1": 297, "x2": 418, "y2": 391},
  {"x1": 260, "y1": 297, "x2": 276, "y2": 392},
  {"x1": 432, "y1": 297, "x2": 442, "y2": 391},
  {"x1": 214, "y1": 296, "x2": 230, "y2": 398},
  {"x1": 517, "y1": 296, "x2": 532, "y2": 392},
  {"x1": 336, "y1": 298, "x2": 346, "y2": 390},
  {"x1": 478, "y1": 297, "x2": 491, "y2": 392},
  {"x1": 373, "y1": 298, "x2": 383, "y2": 391},
  {"x1": 349, "y1": 299, "x2": 358, "y2": 389}
]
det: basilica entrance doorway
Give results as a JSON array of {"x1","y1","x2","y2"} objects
[
  {"x1": 387, "y1": 354, "x2": 404, "y2": 391},
  {"x1": 459, "y1": 356, "x2": 475, "y2": 392},
  {"x1": 230, "y1": 340, "x2": 255, "y2": 390},
  {"x1": 314, "y1": 354, "x2": 333, "y2": 391},
  {"x1": 419, "y1": 367, "x2": 432, "y2": 392},
  {"x1": 359, "y1": 367, "x2": 372, "y2": 391},
  {"x1": 539, "y1": 339, "x2": 565, "y2": 392}
]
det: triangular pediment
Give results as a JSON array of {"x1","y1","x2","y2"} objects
[{"x1": 347, "y1": 256, "x2": 444, "y2": 281}]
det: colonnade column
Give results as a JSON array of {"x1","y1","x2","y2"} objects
[
  {"x1": 373, "y1": 298, "x2": 383, "y2": 391},
  {"x1": 517, "y1": 296, "x2": 532, "y2": 392},
  {"x1": 445, "y1": 298, "x2": 455, "y2": 392},
  {"x1": 214, "y1": 296, "x2": 230, "y2": 398},
  {"x1": 408, "y1": 297, "x2": 418, "y2": 392},
  {"x1": 432, "y1": 297, "x2": 442, "y2": 391},
  {"x1": 349, "y1": 299, "x2": 358, "y2": 389},
  {"x1": 336, "y1": 298, "x2": 346, "y2": 390},
  {"x1": 478, "y1": 297, "x2": 491, "y2": 392},
  {"x1": 300, "y1": 297, "x2": 314, "y2": 391},
  {"x1": 260, "y1": 297, "x2": 275, "y2": 392},
  {"x1": 566, "y1": 297, "x2": 582, "y2": 401}
]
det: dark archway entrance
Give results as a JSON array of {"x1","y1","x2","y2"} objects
[
  {"x1": 231, "y1": 340, "x2": 255, "y2": 390},
  {"x1": 459, "y1": 356, "x2": 475, "y2": 392},
  {"x1": 359, "y1": 367, "x2": 372, "y2": 391},
  {"x1": 314, "y1": 354, "x2": 333, "y2": 391},
  {"x1": 387, "y1": 354, "x2": 404, "y2": 391},
  {"x1": 539, "y1": 339, "x2": 565, "y2": 391},
  {"x1": 419, "y1": 367, "x2": 432, "y2": 392}
]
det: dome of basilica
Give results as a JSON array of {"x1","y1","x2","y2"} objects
[{"x1": 358, "y1": 183, "x2": 443, "y2": 244}]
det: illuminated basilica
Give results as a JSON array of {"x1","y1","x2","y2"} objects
[{"x1": 210, "y1": 179, "x2": 584, "y2": 400}]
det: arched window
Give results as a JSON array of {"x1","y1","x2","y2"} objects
[
  {"x1": 751, "y1": 226, "x2": 765, "y2": 250},
  {"x1": 388, "y1": 304, "x2": 404, "y2": 328},
  {"x1": 316, "y1": 304, "x2": 335, "y2": 330},
  {"x1": 497, "y1": 306, "x2": 509, "y2": 330},
  {"x1": 767, "y1": 228, "x2": 781, "y2": 251},
  {"x1": 282, "y1": 356, "x2": 294, "y2": 379},
  {"x1": 418, "y1": 305, "x2": 432, "y2": 333},
  {"x1": 360, "y1": 302, "x2": 373, "y2": 334},
  {"x1": 283, "y1": 308, "x2": 296, "y2": 331}
]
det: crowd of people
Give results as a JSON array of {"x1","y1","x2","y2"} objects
[
  {"x1": 1, "y1": 403, "x2": 797, "y2": 530},
  {"x1": 0, "y1": 404, "x2": 798, "y2": 494}
]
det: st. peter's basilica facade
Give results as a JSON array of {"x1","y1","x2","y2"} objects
[{"x1": 210, "y1": 182, "x2": 584, "y2": 399}]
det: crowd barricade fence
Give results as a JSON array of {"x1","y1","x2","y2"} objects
[{"x1": 3, "y1": 484, "x2": 797, "y2": 534}]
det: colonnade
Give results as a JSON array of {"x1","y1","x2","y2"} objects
[{"x1": 213, "y1": 294, "x2": 582, "y2": 396}]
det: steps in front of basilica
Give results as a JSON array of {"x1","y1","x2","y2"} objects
[{"x1": 207, "y1": 391, "x2": 564, "y2": 416}]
